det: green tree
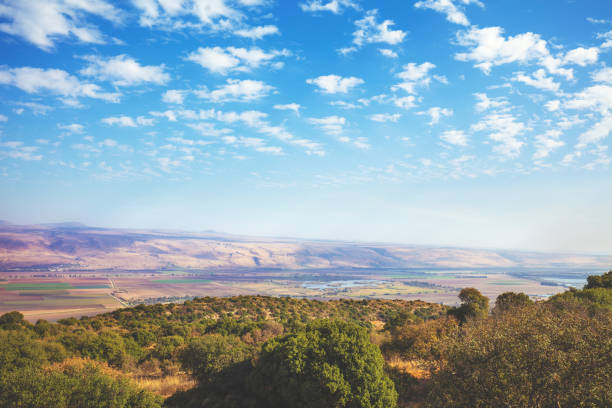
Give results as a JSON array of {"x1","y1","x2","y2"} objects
[
  {"x1": 0, "y1": 311, "x2": 27, "y2": 330},
  {"x1": 492, "y1": 292, "x2": 533, "y2": 315},
  {"x1": 426, "y1": 303, "x2": 612, "y2": 407},
  {"x1": 447, "y1": 288, "x2": 489, "y2": 323},
  {"x1": 585, "y1": 270, "x2": 612, "y2": 289},
  {"x1": 251, "y1": 319, "x2": 398, "y2": 408},
  {"x1": 0, "y1": 363, "x2": 163, "y2": 408},
  {"x1": 179, "y1": 335, "x2": 251, "y2": 384}
]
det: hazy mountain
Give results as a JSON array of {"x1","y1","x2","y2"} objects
[{"x1": 0, "y1": 223, "x2": 610, "y2": 272}]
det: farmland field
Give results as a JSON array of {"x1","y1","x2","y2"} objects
[
  {"x1": 0, "y1": 223, "x2": 604, "y2": 321},
  {"x1": 0, "y1": 267, "x2": 581, "y2": 321}
]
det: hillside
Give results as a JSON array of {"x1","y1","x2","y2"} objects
[
  {"x1": 0, "y1": 271, "x2": 610, "y2": 407},
  {"x1": 1, "y1": 223, "x2": 610, "y2": 271}
]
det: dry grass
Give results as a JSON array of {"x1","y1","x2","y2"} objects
[
  {"x1": 133, "y1": 374, "x2": 197, "y2": 398},
  {"x1": 386, "y1": 355, "x2": 430, "y2": 380}
]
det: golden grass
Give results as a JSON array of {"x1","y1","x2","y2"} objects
[
  {"x1": 45, "y1": 357, "x2": 124, "y2": 378},
  {"x1": 386, "y1": 355, "x2": 431, "y2": 380},
  {"x1": 133, "y1": 375, "x2": 197, "y2": 398}
]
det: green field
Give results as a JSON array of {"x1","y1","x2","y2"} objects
[
  {"x1": 1, "y1": 294, "x2": 117, "y2": 307},
  {"x1": 3, "y1": 283, "x2": 73, "y2": 291},
  {"x1": 491, "y1": 281, "x2": 529, "y2": 286},
  {"x1": 153, "y1": 279, "x2": 212, "y2": 284},
  {"x1": 1, "y1": 283, "x2": 110, "y2": 291},
  {"x1": 156, "y1": 270, "x2": 192, "y2": 276}
]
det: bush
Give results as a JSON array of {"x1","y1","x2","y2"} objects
[
  {"x1": 492, "y1": 292, "x2": 533, "y2": 315},
  {"x1": 179, "y1": 335, "x2": 251, "y2": 384},
  {"x1": 447, "y1": 288, "x2": 489, "y2": 323},
  {"x1": 425, "y1": 303, "x2": 612, "y2": 407},
  {"x1": 584, "y1": 270, "x2": 612, "y2": 289},
  {"x1": 0, "y1": 361, "x2": 163, "y2": 408},
  {"x1": 251, "y1": 319, "x2": 398, "y2": 408}
]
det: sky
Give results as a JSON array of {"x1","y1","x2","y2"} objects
[{"x1": 0, "y1": 0, "x2": 611, "y2": 254}]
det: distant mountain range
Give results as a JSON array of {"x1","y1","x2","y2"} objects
[{"x1": 0, "y1": 222, "x2": 610, "y2": 271}]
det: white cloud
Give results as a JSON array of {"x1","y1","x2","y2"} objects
[
  {"x1": 418, "y1": 107, "x2": 453, "y2": 125},
  {"x1": 441, "y1": 129, "x2": 468, "y2": 146},
  {"x1": 353, "y1": 137, "x2": 370, "y2": 149},
  {"x1": 533, "y1": 129, "x2": 564, "y2": 159},
  {"x1": 338, "y1": 46, "x2": 358, "y2": 56},
  {"x1": 563, "y1": 47, "x2": 599, "y2": 66},
  {"x1": 593, "y1": 67, "x2": 612, "y2": 84},
  {"x1": 306, "y1": 75, "x2": 364, "y2": 94},
  {"x1": 234, "y1": 25, "x2": 279, "y2": 40},
  {"x1": 186, "y1": 47, "x2": 239, "y2": 74},
  {"x1": 80, "y1": 55, "x2": 170, "y2": 86},
  {"x1": 397, "y1": 62, "x2": 435, "y2": 82},
  {"x1": 186, "y1": 46, "x2": 290, "y2": 75},
  {"x1": 598, "y1": 30, "x2": 612, "y2": 48},
  {"x1": 353, "y1": 10, "x2": 406, "y2": 47},
  {"x1": 224, "y1": 136, "x2": 283, "y2": 155},
  {"x1": 101, "y1": 115, "x2": 154, "y2": 127},
  {"x1": 162, "y1": 89, "x2": 187, "y2": 104},
  {"x1": 414, "y1": 0, "x2": 483, "y2": 27},
  {"x1": 237, "y1": 0, "x2": 267, "y2": 7},
  {"x1": 474, "y1": 93, "x2": 509, "y2": 112},
  {"x1": 216, "y1": 110, "x2": 325, "y2": 155},
  {"x1": 188, "y1": 122, "x2": 233, "y2": 137},
  {"x1": 0, "y1": 0, "x2": 121, "y2": 50},
  {"x1": 587, "y1": 17, "x2": 612, "y2": 24},
  {"x1": 274, "y1": 103, "x2": 301, "y2": 114},
  {"x1": 0, "y1": 66, "x2": 119, "y2": 103},
  {"x1": 157, "y1": 157, "x2": 181, "y2": 173},
  {"x1": 299, "y1": 0, "x2": 359, "y2": 14},
  {"x1": 557, "y1": 115, "x2": 585, "y2": 129},
  {"x1": 513, "y1": 69, "x2": 560, "y2": 92},
  {"x1": 0, "y1": 114, "x2": 7, "y2": 122},
  {"x1": 539, "y1": 55, "x2": 574, "y2": 80},
  {"x1": 58, "y1": 123, "x2": 84, "y2": 133},
  {"x1": 456, "y1": 26, "x2": 549, "y2": 74},
  {"x1": 576, "y1": 115, "x2": 612, "y2": 148},
  {"x1": 151, "y1": 108, "x2": 324, "y2": 156},
  {"x1": 369, "y1": 113, "x2": 400, "y2": 122},
  {"x1": 99, "y1": 138, "x2": 118, "y2": 147},
  {"x1": 308, "y1": 116, "x2": 346, "y2": 135},
  {"x1": 133, "y1": 0, "x2": 243, "y2": 28},
  {"x1": 13, "y1": 101, "x2": 52, "y2": 115},
  {"x1": 561, "y1": 151, "x2": 579, "y2": 165},
  {"x1": 195, "y1": 79, "x2": 273, "y2": 102},
  {"x1": 545, "y1": 100, "x2": 560, "y2": 112},
  {"x1": 565, "y1": 85, "x2": 612, "y2": 114},
  {"x1": 330, "y1": 100, "x2": 361, "y2": 109},
  {"x1": 0, "y1": 141, "x2": 42, "y2": 160},
  {"x1": 472, "y1": 113, "x2": 528, "y2": 157},
  {"x1": 379, "y1": 49, "x2": 398, "y2": 58},
  {"x1": 393, "y1": 96, "x2": 417, "y2": 109},
  {"x1": 392, "y1": 62, "x2": 443, "y2": 95}
]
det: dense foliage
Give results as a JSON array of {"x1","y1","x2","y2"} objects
[
  {"x1": 252, "y1": 320, "x2": 397, "y2": 408},
  {"x1": 426, "y1": 302, "x2": 611, "y2": 407},
  {"x1": 1, "y1": 271, "x2": 611, "y2": 407}
]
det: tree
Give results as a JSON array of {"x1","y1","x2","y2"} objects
[
  {"x1": 585, "y1": 270, "x2": 612, "y2": 289},
  {"x1": 251, "y1": 319, "x2": 398, "y2": 408},
  {"x1": 0, "y1": 362, "x2": 163, "y2": 408},
  {"x1": 0, "y1": 311, "x2": 26, "y2": 330},
  {"x1": 425, "y1": 303, "x2": 612, "y2": 407},
  {"x1": 179, "y1": 335, "x2": 251, "y2": 384},
  {"x1": 492, "y1": 292, "x2": 533, "y2": 315},
  {"x1": 447, "y1": 288, "x2": 489, "y2": 323}
]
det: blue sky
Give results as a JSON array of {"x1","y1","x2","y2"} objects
[{"x1": 0, "y1": 0, "x2": 611, "y2": 253}]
